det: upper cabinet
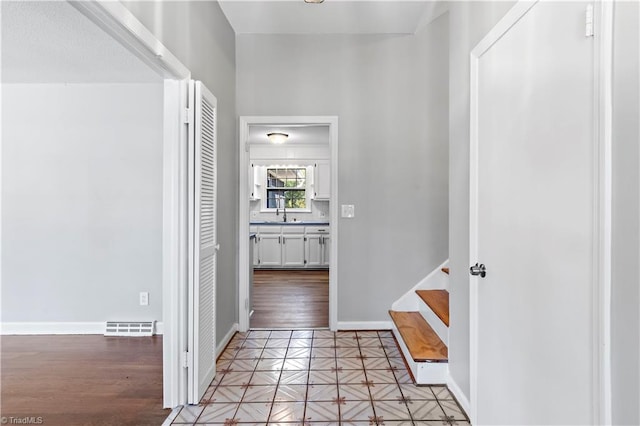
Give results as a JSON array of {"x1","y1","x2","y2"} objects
[
  {"x1": 313, "y1": 160, "x2": 331, "y2": 200},
  {"x1": 249, "y1": 163, "x2": 261, "y2": 201}
]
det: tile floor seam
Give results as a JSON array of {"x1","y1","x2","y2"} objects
[{"x1": 354, "y1": 331, "x2": 378, "y2": 425}]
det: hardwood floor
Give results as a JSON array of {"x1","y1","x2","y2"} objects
[
  {"x1": 251, "y1": 269, "x2": 329, "y2": 329},
  {"x1": 1, "y1": 335, "x2": 169, "y2": 425}
]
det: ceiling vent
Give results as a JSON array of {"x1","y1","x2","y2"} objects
[{"x1": 105, "y1": 321, "x2": 156, "y2": 337}]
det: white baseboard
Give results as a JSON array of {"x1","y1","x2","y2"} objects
[
  {"x1": 1, "y1": 321, "x2": 164, "y2": 335},
  {"x1": 447, "y1": 374, "x2": 471, "y2": 419},
  {"x1": 336, "y1": 321, "x2": 392, "y2": 330},
  {"x1": 161, "y1": 406, "x2": 182, "y2": 426},
  {"x1": 216, "y1": 322, "x2": 239, "y2": 356}
]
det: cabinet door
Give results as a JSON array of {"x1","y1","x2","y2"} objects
[
  {"x1": 306, "y1": 235, "x2": 322, "y2": 267},
  {"x1": 321, "y1": 235, "x2": 330, "y2": 267},
  {"x1": 252, "y1": 236, "x2": 260, "y2": 266},
  {"x1": 314, "y1": 160, "x2": 330, "y2": 200},
  {"x1": 259, "y1": 234, "x2": 282, "y2": 266},
  {"x1": 282, "y1": 234, "x2": 305, "y2": 267},
  {"x1": 249, "y1": 164, "x2": 261, "y2": 200}
]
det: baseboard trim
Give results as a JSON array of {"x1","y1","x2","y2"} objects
[
  {"x1": 336, "y1": 321, "x2": 392, "y2": 331},
  {"x1": 1, "y1": 321, "x2": 164, "y2": 335},
  {"x1": 216, "y1": 322, "x2": 239, "y2": 356},
  {"x1": 447, "y1": 374, "x2": 471, "y2": 419}
]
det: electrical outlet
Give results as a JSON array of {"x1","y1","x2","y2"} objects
[{"x1": 140, "y1": 292, "x2": 149, "y2": 306}]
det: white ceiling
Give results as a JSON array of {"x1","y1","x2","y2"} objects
[
  {"x1": 1, "y1": 1, "x2": 163, "y2": 83},
  {"x1": 218, "y1": 0, "x2": 446, "y2": 35},
  {"x1": 248, "y1": 124, "x2": 330, "y2": 145}
]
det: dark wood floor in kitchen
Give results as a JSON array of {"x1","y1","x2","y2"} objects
[
  {"x1": 1, "y1": 335, "x2": 169, "y2": 426},
  {"x1": 251, "y1": 269, "x2": 329, "y2": 329}
]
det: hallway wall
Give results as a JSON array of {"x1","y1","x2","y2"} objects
[
  {"x1": 120, "y1": 1, "x2": 238, "y2": 345},
  {"x1": 611, "y1": 1, "x2": 640, "y2": 423},
  {"x1": 236, "y1": 13, "x2": 450, "y2": 324},
  {"x1": 2, "y1": 83, "x2": 164, "y2": 324}
]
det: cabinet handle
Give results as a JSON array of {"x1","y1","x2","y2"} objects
[{"x1": 282, "y1": 236, "x2": 286, "y2": 244}]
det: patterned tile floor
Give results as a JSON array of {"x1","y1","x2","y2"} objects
[{"x1": 167, "y1": 330, "x2": 469, "y2": 425}]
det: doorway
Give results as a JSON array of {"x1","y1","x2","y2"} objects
[{"x1": 238, "y1": 117, "x2": 338, "y2": 332}]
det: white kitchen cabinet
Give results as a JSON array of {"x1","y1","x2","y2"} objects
[
  {"x1": 282, "y1": 233, "x2": 305, "y2": 267},
  {"x1": 254, "y1": 225, "x2": 329, "y2": 269},
  {"x1": 305, "y1": 226, "x2": 330, "y2": 268},
  {"x1": 249, "y1": 164, "x2": 261, "y2": 200},
  {"x1": 257, "y1": 228, "x2": 281, "y2": 266},
  {"x1": 306, "y1": 234, "x2": 323, "y2": 267},
  {"x1": 313, "y1": 160, "x2": 330, "y2": 200},
  {"x1": 321, "y1": 235, "x2": 330, "y2": 267},
  {"x1": 252, "y1": 235, "x2": 260, "y2": 266}
]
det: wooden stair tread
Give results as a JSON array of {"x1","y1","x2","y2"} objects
[
  {"x1": 389, "y1": 310, "x2": 448, "y2": 362},
  {"x1": 415, "y1": 290, "x2": 449, "y2": 327},
  {"x1": 441, "y1": 267, "x2": 449, "y2": 275}
]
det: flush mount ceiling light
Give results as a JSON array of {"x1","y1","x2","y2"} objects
[
  {"x1": 304, "y1": 0, "x2": 324, "y2": 3},
  {"x1": 267, "y1": 132, "x2": 289, "y2": 144}
]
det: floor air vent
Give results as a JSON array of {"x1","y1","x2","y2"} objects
[{"x1": 105, "y1": 321, "x2": 155, "y2": 337}]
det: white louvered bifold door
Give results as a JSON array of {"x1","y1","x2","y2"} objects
[{"x1": 187, "y1": 80, "x2": 218, "y2": 404}]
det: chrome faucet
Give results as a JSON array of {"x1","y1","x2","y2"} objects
[{"x1": 276, "y1": 199, "x2": 287, "y2": 222}]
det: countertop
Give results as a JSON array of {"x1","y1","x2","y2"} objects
[{"x1": 250, "y1": 221, "x2": 330, "y2": 226}]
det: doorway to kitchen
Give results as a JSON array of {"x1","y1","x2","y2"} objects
[{"x1": 238, "y1": 116, "x2": 338, "y2": 332}]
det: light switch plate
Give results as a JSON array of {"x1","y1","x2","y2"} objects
[{"x1": 341, "y1": 204, "x2": 355, "y2": 218}]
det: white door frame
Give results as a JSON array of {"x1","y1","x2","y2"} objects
[
  {"x1": 238, "y1": 116, "x2": 339, "y2": 332},
  {"x1": 70, "y1": 0, "x2": 191, "y2": 409},
  {"x1": 469, "y1": 1, "x2": 613, "y2": 424}
]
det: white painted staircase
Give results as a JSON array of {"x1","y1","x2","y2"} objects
[{"x1": 389, "y1": 263, "x2": 450, "y2": 384}]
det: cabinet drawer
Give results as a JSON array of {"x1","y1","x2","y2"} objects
[
  {"x1": 258, "y1": 226, "x2": 282, "y2": 233},
  {"x1": 282, "y1": 226, "x2": 305, "y2": 234},
  {"x1": 305, "y1": 226, "x2": 330, "y2": 234}
]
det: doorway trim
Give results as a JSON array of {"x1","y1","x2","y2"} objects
[
  {"x1": 71, "y1": 0, "x2": 191, "y2": 409},
  {"x1": 238, "y1": 116, "x2": 339, "y2": 332},
  {"x1": 468, "y1": 1, "x2": 613, "y2": 424}
]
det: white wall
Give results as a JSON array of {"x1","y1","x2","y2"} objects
[
  {"x1": 611, "y1": 1, "x2": 640, "y2": 424},
  {"x1": 120, "y1": 0, "x2": 238, "y2": 344},
  {"x1": 2, "y1": 83, "x2": 163, "y2": 324},
  {"x1": 237, "y1": 13, "x2": 450, "y2": 322},
  {"x1": 447, "y1": 0, "x2": 515, "y2": 399}
]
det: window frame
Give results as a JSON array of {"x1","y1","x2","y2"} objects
[{"x1": 259, "y1": 165, "x2": 312, "y2": 213}]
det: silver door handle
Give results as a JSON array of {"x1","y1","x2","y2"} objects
[{"x1": 470, "y1": 263, "x2": 487, "y2": 278}]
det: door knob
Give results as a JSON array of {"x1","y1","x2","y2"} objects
[{"x1": 469, "y1": 263, "x2": 487, "y2": 278}]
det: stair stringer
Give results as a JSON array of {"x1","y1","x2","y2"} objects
[{"x1": 391, "y1": 259, "x2": 449, "y2": 311}]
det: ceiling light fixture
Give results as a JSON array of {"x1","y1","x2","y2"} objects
[
  {"x1": 267, "y1": 132, "x2": 289, "y2": 144},
  {"x1": 304, "y1": 0, "x2": 324, "y2": 3}
]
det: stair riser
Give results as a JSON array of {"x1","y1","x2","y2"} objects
[
  {"x1": 391, "y1": 321, "x2": 448, "y2": 385},
  {"x1": 418, "y1": 303, "x2": 448, "y2": 346}
]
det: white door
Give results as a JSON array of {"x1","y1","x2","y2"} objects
[
  {"x1": 470, "y1": 2, "x2": 602, "y2": 424},
  {"x1": 187, "y1": 80, "x2": 218, "y2": 404}
]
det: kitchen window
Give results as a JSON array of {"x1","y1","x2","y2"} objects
[{"x1": 266, "y1": 168, "x2": 307, "y2": 209}]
